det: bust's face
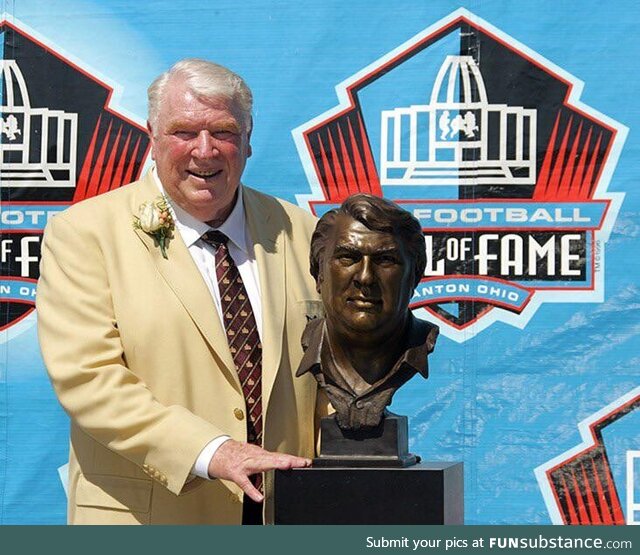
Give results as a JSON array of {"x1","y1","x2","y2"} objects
[{"x1": 318, "y1": 214, "x2": 414, "y2": 345}]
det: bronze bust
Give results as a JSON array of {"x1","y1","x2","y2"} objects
[{"x1": 297, "y1": 194, "x2": 438, "y2": 431}]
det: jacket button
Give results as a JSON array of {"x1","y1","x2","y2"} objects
[
  {"x1": 234, "y1": 408, "x2": 245, "y2": 420},
  {"x1": 355, "y1": 400, "x2": 364, "y2": 409}
]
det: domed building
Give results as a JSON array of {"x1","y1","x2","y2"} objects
[
  {"x1": 1, "y1": 59, "x2": 77, "y2": 188},
  {"x1": 380, "y1": 55, "x2": 537, "y2": 187}
]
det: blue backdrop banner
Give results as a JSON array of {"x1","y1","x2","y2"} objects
[{"x1": 0, "y1": 0, "x2": 638, "y2": 524}]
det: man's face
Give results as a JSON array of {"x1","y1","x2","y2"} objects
[
  {"x1": 148, "y1": 78, "x2": 251, "y2": 223},
  {"x1": 318, "y1": 214, "x2": 414, "y2": 345}
]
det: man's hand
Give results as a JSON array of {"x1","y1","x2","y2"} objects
[{"x1": 208, "y1": 440, "x2": 312, "y2": 502}]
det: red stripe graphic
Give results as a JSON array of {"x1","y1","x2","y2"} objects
[
  {"x1": 604, "y1": 463, "x2": 625, "y2": 524},
  {"x1": 110, "y1": 130, "x2": 132, "y2": 190},
  {"x1": 533, "y1": 112, "x2": 560, "y2": 199},
  {"x1": 580, "y1": 132, "x2": 603, "y2": 198},
  {"x1": 535, "y1": 111, "x2": 611, "y2": 202},
  {"x1": 73, "y1": 114, "x2": 102, "y2": 202},
  {"x1": 358, "y1": 113, "x2": 381, "y2": 196},
  {"x1": 571, "y1": 470, "x2": 590, "y2": 524},
  {"x1": 547, "y1": 116, "x2": 573, "y2": 199},
  {"x1": 347, "y1": 117, "x2": 372, "y2": 194},
  {"x1": 570, "y1": 127, "x2": 592, "y2": 199},
  {"x1": 123, "y1": 136, "x2": 142, "y2": 185},
  {"x1": 97, "y1": 124, "x2": 122, "y2": 195},
  {"x1": 581, "y1": 463, "x2": 602, "y2": 524},
  {"x1": 73, "y1": 116, "x2": 148, "y2": 203},
  {"x1": 85, "y1": 120, "x2": 113, "y2": 199},
  {"x1": 591, "y1": 458, "x2": 613, "y2": 525},
  {"x1": 326, "y1": 129, "x2": 348, "y2": 200},
  {"x1": 337, "y1": 124, "x2": 358, "y2": 198},
  {"x1": 318, "y1": 136, "x2": 338, "y2": 200},
  {"x1": 561, "y1": 474, "x2": 580, "y2": 525},
  {"x1": 557, "y1": 121, "x2": 582, "y2": 200}
]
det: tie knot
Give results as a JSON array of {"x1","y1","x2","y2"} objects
[{"x1": 202, "y1": 230, "x2": 229, "y2": 247}]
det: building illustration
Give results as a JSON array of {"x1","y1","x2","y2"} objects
[
  {"x1": 380, "y1": 55, "x2": 537, "y2": 187},
  {"x1": 1, "y1": 59, "x2": 77, "y2": 187}
]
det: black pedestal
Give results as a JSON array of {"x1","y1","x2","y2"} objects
[{"x1": 274, "y1": 461, "x2": 463, "y2": 524}]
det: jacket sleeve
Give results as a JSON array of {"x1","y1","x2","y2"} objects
[{"x1": 36, "y1": 213, "x2": 223, "y2": 495}]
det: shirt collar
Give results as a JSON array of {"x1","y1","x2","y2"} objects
[
  {"x1": 152, "y1": 166, "x2": 248, "y2": 252},
  {"x1": 296, "y1": 313, "x2": 437, "y2": 382}
]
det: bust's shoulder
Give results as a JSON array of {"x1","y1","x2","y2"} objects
[
  {"x1": 411, "y1": 315, "x2": 439, "y2": 352},
  {"x1": 301, "y1": 316, "x2": 324, "y2": 351}
]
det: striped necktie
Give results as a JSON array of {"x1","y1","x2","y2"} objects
[{"x1": 202, "y1": 230, "x2": 263, "y2": 459}]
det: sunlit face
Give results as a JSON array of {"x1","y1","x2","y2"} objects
[
  {"x1": 317, "y1": 215, "x2": 414, "y2": 345},
  {"x1": 148, "y1": 78, "x2": 251, "y2": 223}
]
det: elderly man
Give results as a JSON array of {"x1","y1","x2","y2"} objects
[
  {"x1": 37, "y1": 59, "x2": 325, "y2": 524},
  {"x1": 297, "y1": 194, "x2": 438, "y2": 431}
]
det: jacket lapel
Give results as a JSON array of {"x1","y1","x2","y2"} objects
[
  {"x1": 130, "y1": 173, "x2": 240, "y2": 392},
  {"x1": 243, "y1": 187, "x2": 286, "y2": 409}
]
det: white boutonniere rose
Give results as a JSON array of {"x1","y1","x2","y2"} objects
[{"x1": 133, "y1": 196, "x2": 174, "y2": 258}]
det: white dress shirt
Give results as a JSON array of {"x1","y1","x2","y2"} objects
[{"x1": 153, "y1": 168, "x2": 262, "y2": 479}]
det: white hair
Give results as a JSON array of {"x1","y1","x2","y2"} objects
[{"x1": 147, "y1": 58, "x2": 253, "y2": 132}]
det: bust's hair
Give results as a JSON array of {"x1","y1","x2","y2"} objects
[
  {"x1": 310, "y1": 193, "x2": 426, "y2": 287},
  {"x1": 147, "y1": 58, "x2": 253, "y2": 132}
]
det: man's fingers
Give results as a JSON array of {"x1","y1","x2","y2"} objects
[
  {"x1": 244, "y1": 452, "x2": 311, "y2": 473},
  {"x1": 234, "y1": 474, "x2": 264, "y2": 503},
  {"x1": 265, "y1": 454, "x2": 312, "y2": 470},
  {"x1": 208, "y1": 440, "x2": 312, "y2": 494}
]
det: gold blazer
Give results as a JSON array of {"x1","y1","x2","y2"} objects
[{"x1": 37, "y1": 172, "x2": 326, "y2": 524}]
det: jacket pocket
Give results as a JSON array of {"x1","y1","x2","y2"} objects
[{"x1": 76, "y1": 474, "x2": 152, "y2": 513}]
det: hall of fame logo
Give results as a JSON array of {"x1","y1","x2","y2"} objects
[
  {"x1": 294, "y1": 8, "x2": 627, "y2": 342},
  {"x1": 0, "y1": 18, "x2": 149, "y2": 333},
  {"x1": 535, "y1": 388, "x2": 640, "y2": 525}
]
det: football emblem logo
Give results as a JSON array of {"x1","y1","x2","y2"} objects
[
  {"x1": 0, "y1": 19, "x2": 149, "y2": 333},
  {"x1": 295, "y1": 9, "x2": 626, "y2": 342}
]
